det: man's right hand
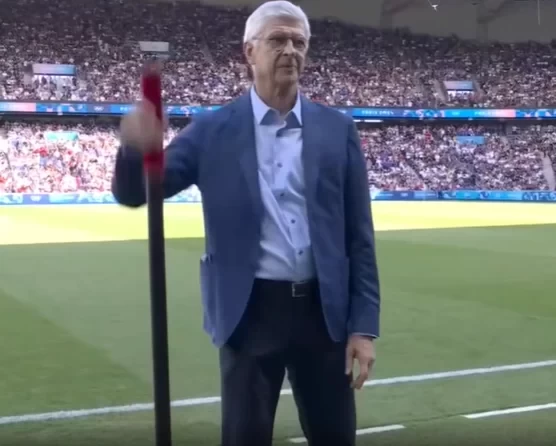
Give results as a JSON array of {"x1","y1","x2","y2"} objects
[{"x1": 119, "y1": 101, "x2": 165, "y2": 153}]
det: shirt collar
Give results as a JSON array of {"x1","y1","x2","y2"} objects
[{"x1": 250, "y1": 87, "x2": 302, "y2": 127}]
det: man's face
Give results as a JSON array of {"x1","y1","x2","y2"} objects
[{"x1": 244, "y1": 17, "x2": 308, "y2": 88}]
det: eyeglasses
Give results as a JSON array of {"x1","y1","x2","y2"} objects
[{"x1": 256, "y1": 35, "x2": 308, "y2": 51}]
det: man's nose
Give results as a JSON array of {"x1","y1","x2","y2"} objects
[{"x1": 282, "y1": 39, "x2": 295, "y2": 54}]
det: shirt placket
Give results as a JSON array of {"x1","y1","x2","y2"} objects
[{"x1": 271, "y1": 124, "x2": 309, "y2": 279}]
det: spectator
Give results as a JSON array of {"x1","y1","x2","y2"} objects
[
  {"x1": 1, "y1": 0, "x2": 556, "y2": 107},
  {"x1": 1, "y1": 122, "x2": 554, "y2": 192},
  {"x1": 1, "y1": 0, "x2": 555, "y2": 193}
]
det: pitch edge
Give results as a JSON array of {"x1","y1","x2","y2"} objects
[
  {"x1": 462, "y1": 402, "x2": 556, "y2": 419},
  {"x1": 0, "y1": 359, "x2": 555, "y2": 426},
  {"x1": 288, "y1": 424, "x2": 406, "y2": 443}
]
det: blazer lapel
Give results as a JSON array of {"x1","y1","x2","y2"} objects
[
  {"x1": 300, "y1": 97, "x2": 321, "y2": 205},
  {"x1": 232, "y1": 93, "x2": 263, "y2": 217}
]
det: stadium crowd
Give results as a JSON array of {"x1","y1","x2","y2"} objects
[
  {"x1": 1, "y1": 122, "x2": 555, "y2": 193},
  {"x1": 1, "y1": 0, "x2": 556, "y2": 107},
  {"x1": 1, "y1": 0, "x2": 556, "y2": 194}
]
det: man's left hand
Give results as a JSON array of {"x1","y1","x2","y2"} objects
[{"x1": 345, "y1": 334, "x2": 376, "y2": 390}]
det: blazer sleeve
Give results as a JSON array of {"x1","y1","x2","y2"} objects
[
  {"x1": 344, "y1": 119, "x2": 381, "y2": 338},
  {"x1": 111, "y1": 119, "x2": 203, "y2": 208}
]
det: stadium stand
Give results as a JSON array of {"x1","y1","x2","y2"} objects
[
  {"x1": 1, "y1": 0, "x2": 556, "y2": 106},
  {"x1": 0, "y1": 0, "x2": 555, "y2": 194},
  {"x1": 2, "y1": 122, "x2": 555, "y2": 193}
]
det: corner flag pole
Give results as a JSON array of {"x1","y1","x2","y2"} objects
[{"x1": 141, "y1": 61, "x2": 172, "y2": 446}]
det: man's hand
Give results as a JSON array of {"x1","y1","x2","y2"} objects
[
  {"x1": 120, "y1": 101, "x2": 167, "y2": 153},
  {"x1": 345, "y1": 334, "x2": 376, "y2": 390}
]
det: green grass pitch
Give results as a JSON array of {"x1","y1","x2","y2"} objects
[{"x1": 0, "y1": 201, "x2": 555, "y2": 445}]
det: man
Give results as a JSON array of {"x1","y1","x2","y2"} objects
[
  {"x1": 113, "y1": 1, "x2": 381, "y2": 445},
  {"x1": 541, "y1": 150, "x2": 555, "y2": 190}
]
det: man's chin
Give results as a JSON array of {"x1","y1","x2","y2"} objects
[{"x1": 276, "y1": 73, "x2": 299, "y2": 86}]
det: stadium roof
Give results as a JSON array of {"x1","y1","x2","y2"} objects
[
  {"x1": 382, "y1": 0, "x2": 522, "y2": 26},
  {"x1": 197, "y1": 0, "x2": 556, "y2": 42},
  {"x1": 385, "y1": 0, "x2": 510, "y2": 20}
]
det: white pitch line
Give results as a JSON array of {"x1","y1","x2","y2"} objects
[
  {"x1": 463, "y1": 403, "x2": 556, "y2": 419},
  {"x1": 288, "y1": 424, "x2": 406, "y2": 443},
  {"x1": 0, "y1": 359, "x2": 555, "y2": 426}
]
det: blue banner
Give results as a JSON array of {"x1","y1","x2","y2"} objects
[
  {"x1": 2, "y1": 190, "x2": 556, "y2": 205},
  {"x1": 440, "y1": 190, "x2": 556, "y2": 202},
  {"x1": 32, "y1": 64, "x2": 76, "y2": 76},
  {"x1": 44, "y1": 131, "x2": 79, "y2": 142},
  {"x1": 456, "y1": 135, "x2": 485, "y2": 145},
  {"x1": 369, "y1": 190, "x2": 439, "y2": 201},
  {"x1": 2, "y1": 100, "x2": 556, "y2": 120},
  {"x1": 444, "y1": 80, "x2": 474, "y2": 91},
  {"x1": 0, "y1": 189, "x2": 202, "y2": 205}
]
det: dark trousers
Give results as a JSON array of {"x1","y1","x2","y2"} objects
[{"x1": 219, "y1": 279, "x2": 356, "y2": 446}]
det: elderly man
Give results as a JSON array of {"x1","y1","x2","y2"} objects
[{"x1": 112, "y1": 1, "x2": 381, "y2": 445}]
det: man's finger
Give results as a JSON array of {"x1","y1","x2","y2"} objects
[
  {"x1": 345, "y1": 345, "x2": 354, "y2": 376},
  {"x1": 354, "y1": 359, "x2": 369, "y2": 390}
]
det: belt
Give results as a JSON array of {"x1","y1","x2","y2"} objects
[{"x1": 253, "y1": 278, "x2": 318, "y2": 298}]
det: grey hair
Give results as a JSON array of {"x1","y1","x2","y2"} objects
[{"x1": 243, "y1": 1, "x2": 311, "y2": 43}]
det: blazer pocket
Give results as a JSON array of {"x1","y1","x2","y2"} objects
[
  {"x1": 319, "y1": 256, "x2": 350, "y2": 301},
  {"x1": 199, "y1": 257, "x2": 215, "y2": 330},
  {"x1": 340, "y1": 256, "x2": 350, "y2": 295},
  {"x1": 199, "y1": 255, "x2": 214, "y2": 296},
  {"x1": 200, "y1": 253, "x2": 213, "y2": 263}
]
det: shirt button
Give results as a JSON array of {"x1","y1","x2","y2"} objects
[
  {"x1": 277, "y1": 162, "x2": 283, "y2": 168},
  {"x1": 298, "y1": 250, "x2": 303, "y2": 255},
  {"x1": 291, "y1": 219, "x2": 296, "y2": 224}
]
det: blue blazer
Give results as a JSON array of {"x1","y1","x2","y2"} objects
[{"x1": 112, "y1": 92, "x2": 381, "y2": 347}]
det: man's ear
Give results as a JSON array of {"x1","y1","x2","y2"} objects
[{"x1": 244, "y1": 41, "x2": 255, "y2": 66}]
